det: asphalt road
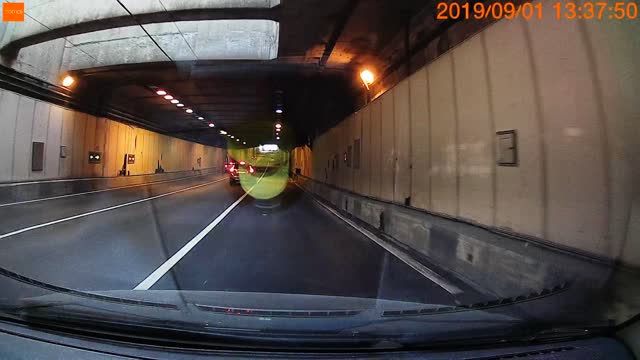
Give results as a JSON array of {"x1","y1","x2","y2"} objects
[{"x1": 0, "y1": 169, "x2": 477, "y2": 306}]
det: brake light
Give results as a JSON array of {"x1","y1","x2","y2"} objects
[
  {"x1": 228, "y1": 165, "x2": 235, "y2": 173},
  {"x1": 249, "y1": 166, "x2": 255, "y2": 174}
]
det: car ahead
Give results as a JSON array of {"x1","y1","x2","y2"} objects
[{"x1": 228, "y1": 161, "x2": 255, "y2": 185}]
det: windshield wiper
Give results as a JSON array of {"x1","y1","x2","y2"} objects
[
  {"x1": 195, "y1": 303, "x2": 362, "y2": 318},
  {"x1": 381, "y1": 282, "x2": 570, "y2": 317},
  {"x1": 0, "y1": 305, "x2": 408, "y2": 351},
  {"x1": 0, "y1": 266, "x2": 177, "y2": 309},
  {"x1": 337, "y1": 324, "x2": 605, "y2": 352},
  {"x1": 524, "y1": 326, "x2": 608, "y2": 342}
]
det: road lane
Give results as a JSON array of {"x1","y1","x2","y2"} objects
[
  {"x1": 134, "y1": 163, "x2": 271, "y2": 290},
  {"x1": 0, "y1": 166, "x2": 481, "y2": 307},
  {"x1": 0, "y1": 177, "x2": 245, "y2": 295},
  {"x1": 151, "y1": 183, "x2": 473, "y2": 306},
  {"x1": 0, "y1": 173, "x2": 224, "y2": 235}
]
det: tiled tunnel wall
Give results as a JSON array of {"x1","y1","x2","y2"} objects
[
  {"x1": 292, "y1": 3, "x2": 640, "y2": 267},
  {"x1": 0, "y1": 88, "x2": 225, "y2": 182}
]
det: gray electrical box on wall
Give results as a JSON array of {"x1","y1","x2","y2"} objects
[
  {"x1": 32, "y1": 142, "x2": 44, "y2": 171},
  {"x1": 496, "y1": 130, "x2": 518, "y2": 166}
]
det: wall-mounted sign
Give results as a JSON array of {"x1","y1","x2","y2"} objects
[
  {"x1": 127, "y1": 154, "x2": 135, "y2": 164},
  {"x1": 88, "y1": 151, "x2": 101, "y2": 164}
]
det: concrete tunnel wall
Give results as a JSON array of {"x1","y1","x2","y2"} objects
[
  {"x1": 292, "y1": 2, "x2": 640, "y2": 267},
  {"x1": 0, "y1": 88, "x2": 225, "y2": 182}
]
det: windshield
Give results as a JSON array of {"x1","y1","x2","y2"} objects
[{"x1": 0, "y1": 0, "x2": 638, "y2": 350}]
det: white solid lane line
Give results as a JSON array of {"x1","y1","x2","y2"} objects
[
  {"x1": 0, "y1": 172, "x2": 217, "y2": 208},
  {"x1": 0, "y1": 178, "x2": 225, "y2": 240},
  {"x1": 134, "y1": 162, "x2": 270, "y2": 291},
  {"x1": 294, "y1": 182, "x2": 463, "y2": 295},
  {"x1": 133, "y1": 192, "x2": 250, "y2": 290}
]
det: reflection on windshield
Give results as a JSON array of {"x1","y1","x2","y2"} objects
[{"x1": 0, "y1": 0, "x2": 638, "y2": 351}]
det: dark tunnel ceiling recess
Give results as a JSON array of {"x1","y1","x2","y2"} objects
[{"x1": 67, "y1": 0, "x2": 430, "y2": 147}]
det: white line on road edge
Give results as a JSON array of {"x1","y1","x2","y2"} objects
[
  {"x1": 0, "y1": 178, "x2": 226, "y2": 240},
  {"x1": 294, "y1": 182, "x2": 463, "y2": 295},
  {"x1": 134, "y1": 163, "x2": 270, "y2": 290},
  {"x1": 0, "y1": 172, "x2": 219, "y2": 208}
]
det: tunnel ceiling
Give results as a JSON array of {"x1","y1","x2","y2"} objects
[{"x1": 2, "y1": 0, "x2": 432, "y2": 147}]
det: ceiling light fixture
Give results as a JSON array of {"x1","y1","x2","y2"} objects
[
  {"x1": 208, "y1": 123, "x2": 215, "y2": 128},
  {"x1": 186, "y1": 109, "x2": 193, "y2": 113},
  {"x1": 275, "y1": 109, "x2": 283, "y2": 114},
  {"x1": 170, "y1": 99, "x2": 179, "y2": 104},
  {"x1": 62, "y1": 75, "x2": 75, "y2": 88},
  {"x1": 220, "y1": 130, "x2": 227, "y2": 135},
  {"x1": 164, "y1": 95, "x2": 173, "y2": 100},
  {"x1": 177, "y1": 103, "x2": 184, "y2": 107},
  {"x1": 198, "y1": 116, "x2": 204, "y2": 120},
  {"x1": 360, "y1": 69, "x2": 375, "y2": 90},
  {"x1": 156, "y1": 90, "x2": 167, "y2": 96},
  {"x1": 275, "y1": 123, "x2": 282, "y2": 129}
]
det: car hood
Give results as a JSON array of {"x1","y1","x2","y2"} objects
[{"x1": 3, "y1": 290, "x2": 525, "y2": 345}]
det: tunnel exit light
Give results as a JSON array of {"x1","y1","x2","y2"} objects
[{"x1": 259, "y1": 144, "x2": 279, "y2": 152}]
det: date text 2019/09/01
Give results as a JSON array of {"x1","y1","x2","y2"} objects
[{"x1": 436, "y1": 1, "x2": 637, "y2": 20}]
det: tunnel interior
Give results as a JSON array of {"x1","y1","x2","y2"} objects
[
  {"x1": 1, "y1": 0, "x2": 443, "y2": 149},
  {"x1": 0, "y1": 0, "x2": 638, "y2": 355}
]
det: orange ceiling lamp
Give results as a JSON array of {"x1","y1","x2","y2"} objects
[{"x1": 360, "y1": 69, "x2": 375, "y2": 90}]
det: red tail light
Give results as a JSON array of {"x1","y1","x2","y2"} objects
[
  {"x1": 249, "y1": 166, "x2": 255, "y2": 174},
  {"x1": 228, "y1": 165, "x2": 235, "y2": 173}
]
